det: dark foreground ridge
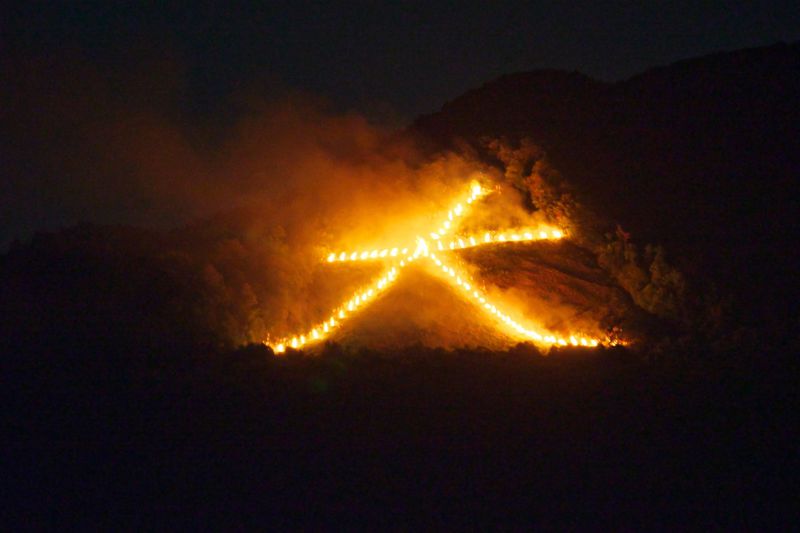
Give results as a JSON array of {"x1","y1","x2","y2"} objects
[{"x1": 5, "y1": 340, "x2": 798, "y2": 529}]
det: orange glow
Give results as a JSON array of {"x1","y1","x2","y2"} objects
[
  {"x1": 326, "y1": 225, "x2": 565, "y2": 263},
  {"x1": 264, "y1": 181, "x2": 615, "y2": 353}
]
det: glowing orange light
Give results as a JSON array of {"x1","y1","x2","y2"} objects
[{"x1": 266, "y1": 181, "x2": 611, "y2": 352}]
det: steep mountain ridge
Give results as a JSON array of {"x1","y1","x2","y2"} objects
[{"x1": 412, "y1": 42, "x2": 800, "y2": 331}]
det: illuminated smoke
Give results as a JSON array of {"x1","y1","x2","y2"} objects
[
  {"x1": 266, "y1": 181, "x2": 616, "y2": 353},
  {"x1": 3, "y1": 53, "x2": 624, "y2": 348}
]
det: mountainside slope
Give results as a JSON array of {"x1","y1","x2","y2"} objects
[
  {"x1": 0, "y1": 222, "x2": 644, "y2": 358},
  {"x1": 411, "y1": 42, "x2": 800, "y2": 332}
]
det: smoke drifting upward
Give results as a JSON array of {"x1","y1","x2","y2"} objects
[
  {"x1": 3, "y1": 50, "x2": 622, "y2": 349},
  {"x1": 1, "y1": 49, "x2": 493, "y2": 248}
]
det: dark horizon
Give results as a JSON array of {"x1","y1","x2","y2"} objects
[
  {"x1": 5, "y1": 2, "x2": 799, "y2": 121},
  {"x1": 4, "y1": 1, "x2": 800, "y2": 248},
  {"x1": 4, "y1": 38, "x2": 798, "y2": 247}
]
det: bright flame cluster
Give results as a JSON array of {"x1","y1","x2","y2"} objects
[
  {"x1": 267, "y1": 181, "x2": 608, "y2": 353},
  {"x1": 326, "y1": 228, "x2": 564, "y2": 263}
]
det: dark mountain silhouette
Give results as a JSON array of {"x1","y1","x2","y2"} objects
[
  {"x1": 4, "y1": 44, "x2": 800, "y2": 528},
  {"x1": 412, "y1": 42, "x2": 800, "y2": 333}
]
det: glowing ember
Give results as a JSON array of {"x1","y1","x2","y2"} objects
[{"x1": 266, "y1": 181, "x2": 616, "y2": 352}]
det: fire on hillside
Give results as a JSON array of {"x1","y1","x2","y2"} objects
[{"x1": 266, "y1": 181, "x2": 624, "y2": 353}]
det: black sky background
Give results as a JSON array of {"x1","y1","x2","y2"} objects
[
  {"x1": 5, "y1": 1, "x2": 799, "y2": 120},
  {"x1": 2, "y1": 1, "x2": 799, "y2": 247}
]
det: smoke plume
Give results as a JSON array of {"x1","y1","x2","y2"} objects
[{"x1": 2, "y1": 50, "x2": 618, "y2": 349}]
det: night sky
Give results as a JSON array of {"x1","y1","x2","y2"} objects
[
  {"x1": 2, "y1": 1, "x2": 799, "y2": 247},
  {"x1": 6, "y1": 1, "x2": 799, "y2": 120}
]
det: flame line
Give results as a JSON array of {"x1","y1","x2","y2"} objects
[
  {"x1": 426, "y1": 252, "x2": 598, "y2": 347},
  {"x1": 267, "y1": 181, "x2": 614, "y2": 353},
  {"x1": 325, "y1": 226, "x2": 565, "y2": 263},
  {"x1": 270, "y1": 260, "x2": 412, "y2": 353}
]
